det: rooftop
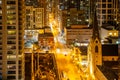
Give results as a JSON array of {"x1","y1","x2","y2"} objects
[
  {"x1": 97, "y1": 65, "x2": 118, "y2": 80},
  {"x1": 102, "y1": 44, "x2": 118, "y2": 56}
]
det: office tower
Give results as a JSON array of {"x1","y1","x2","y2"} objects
[
  {"x1": 97, "y1": 0, "x2": 119, "y2": 27},
  {"x1": 0, "y1": 0, "x2": 25, "y2": 80}
]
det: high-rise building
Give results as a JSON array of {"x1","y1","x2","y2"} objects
[
  {"x1": 59, "y1": 0, "x2": 82, "y2": 10},
  {"x1": 25, "y1": 6, "x2": 44, "y2": 29},
  {"x1": 97, "y1": 0, "x2": 120, "y2": 27},
  {"x1": 24, "y1": 1, "x2": 45, "y2": 44},
  {"x1": 25, "y1": 0, "x2": 47, "y2": 25},
  {"x1": 59, "y1": 0, "x2": 89, "y2": 28},
  {"x1": 59, "y1": 0, "x2": 120, "y2": 28},
  {"x1": 0, "y1": 0, "x2": 25, "y2": 80}
]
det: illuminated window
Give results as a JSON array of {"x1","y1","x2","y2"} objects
[
  {"x1": 71, "y1": 1, "x2": 74, "y2": 4},
  {"x1": 7, "y1": 15, "x2": 16, "y2": 20},
  {"x1": 7, "y1": 30, "x2": 16, "y2": 35},
  {"x1": 7, "y1": 55, "x2": 16, "y2": 59},
  {"x1": 39, "y1": 29, "x2": 44, "y2": 34},
  {"x1": 0, "y1": 1, "x2": 2, "y2": 4},
  {"x1": 0, "y1": 10, "x2": 2, "y2": 14},
  {"x1": 7, "y1": 20, "x2": 16, "y2": 25},
  {"x1": 114, "y1": 32, "x2": 117, "y2": 36},
  {"x1": 7, "y1": 6, "x2": 16, "y2": 10},
  {"x1": 7, "y1": 65, "x2": 16, "y2": 69},
  {"x1": 67, "y1": 19, "x2": 70, "y2": 21},
  {"x1": 67, "y1": 24, "x2": 70, "y2": 27},
  {"x1": 109, "y1": 32, "x2": 112, "y2": 36},
  {"x1": 7, "y1": 11, "x2": 16, "y2": 14}
]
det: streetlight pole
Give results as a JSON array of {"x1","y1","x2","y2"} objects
[{"x1": 31, "y1": 45, "x2": 34, "y2": 80}]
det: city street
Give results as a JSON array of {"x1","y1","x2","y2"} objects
[{"x1": 55, "y1": 53, "x2": 82, "y2": 80}]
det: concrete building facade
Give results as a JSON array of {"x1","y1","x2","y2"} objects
[
  {"x1": 0, "y1": 0, "x2": 25, "y2": 80},
  {"x1": 65, "y1": 25, "x2": 92, "y2": 46},
  {"x1": 97, "y1": 0, "x2": 120, "y2": 27}
]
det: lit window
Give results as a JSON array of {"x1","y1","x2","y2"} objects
[
  {"x1": 7, "y1": 65, "x2": 16, "y2": 69},
  {"x1": 7, "y1": 55, "x2": 16, "y2": 59},
  {"x1": 67, "y1": 24, "x2": 70, "y2": 27},
  {"x1": 7, "y1": 11, "x2": 16, "y2": 15},
  {"x1": 0, "y1": 10, "x2": 2, "y2": 14},
  {"x1": 71, "y1": 1, "x2": 74, "y2": 4},
  {"x1": 114, "y1": 32, "x2": 117, "y2": 36},
  {"x1": 39, "y1": 29, "x2": 44, "y2": 34},
  {"x1": 7, "y1": 6, "x2": 15, "y2": 10},
  {"x1": 7, "y1": 15, "x2": 14, "y2": 20},
  {"x1": 0, "y1": 1, "x2": 2, "y2": 4},
  {"x1": 7, "y1": 30, "x2": 16, "y2": 35},
  {"x1": 67, "y1": 19, "x2": 70, "y2": 21},
  {"x1": 109, "y1": 32, "x2": 112, "y2": 36},
  {"x1": 7, "y1": 20, "x2": 16, "y2": 25}
]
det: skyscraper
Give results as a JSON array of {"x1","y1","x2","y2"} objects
[
  {"x1": 0, "y1": 0, "x2": 25, "y2": 80},
  {"x1": 97, "y1": 0, "x2": 120, "y2": 27}
]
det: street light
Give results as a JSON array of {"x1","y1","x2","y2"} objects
[
  {"x1": 31, "y1": 44, "x2": 37, "y2": 80},
  {"x1": 31, "y1": 44, "x2": 41, "y2": 80}
]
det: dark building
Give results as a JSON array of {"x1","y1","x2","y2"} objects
[
  {"x1": 59, "y1": 0, "x2": 89, "y2": 10},
  {"x1": 102, "y1": 44, "x2": 119, "y2": 79},
  {"x1": 60, "y1": 0, "x2": 89, "y2": 28},
  {"x1": 102, "y1": 44, "x2": 118, "y2": 56}
]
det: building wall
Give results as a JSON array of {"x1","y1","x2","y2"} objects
[
  {"x1": 97, "y1": 0, "x2": 119, "y2": 27},
  {"x1": 103, "y1": 56, "x2": 118, "y2": 61},
  {"x1": 25, "y1": 6, "x2": 44, "y2": 43},
  {"x1": 101, "y1": 28, "x2": 118, "y2": 43},
  {"x1": 95, "y1": 66, "x2": 107, "y2": 80},
  {"x1": 25, "y1": 6, "x2": 44, "y2": 29},
  {"x1": 38, "y1": 34, "x2": 54, "y2": 50},
  {"x1": 0, "y1": 0, "x2": 25, "y2": 80},
  {"x1": 65, "y1": 25, "x2": 92, "y2": 45},
  {"x1": 61, "y1": 8, "x2": 89, "y2": 28}
]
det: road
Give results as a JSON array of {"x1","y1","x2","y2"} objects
[{"x1": 55, "y1": 53, "x2": 82, "y2": 80}]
